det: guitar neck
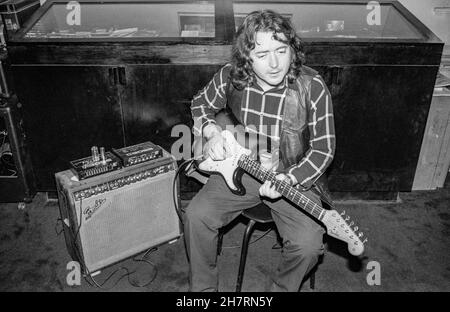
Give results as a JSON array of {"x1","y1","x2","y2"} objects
[{"x1": 238, "y1": 155, "x2": 325, "y2": 220}]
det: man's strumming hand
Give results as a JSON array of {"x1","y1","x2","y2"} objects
[{"x1": 202, "y1": 124, "x2": 232, "y2": 161}]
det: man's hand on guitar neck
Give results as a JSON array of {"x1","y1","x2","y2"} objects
[
  {"x1": 259, "y1": 173, "x2": 297, "y2": 199},
  {"x1": 202, "y1": 124, "x2": 233, "y2": 161}
]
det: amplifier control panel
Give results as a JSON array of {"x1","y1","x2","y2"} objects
[{"x1": 73, "y1": 162, "x2": 175, "y2": 201}]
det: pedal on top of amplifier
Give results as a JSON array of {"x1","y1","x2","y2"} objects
[
  {"x1": 70, "y1": 151, "x2": 122, "y2": 180},
  {"x1": 112, "y1": 141, "x2": 163, "y2": 167}
]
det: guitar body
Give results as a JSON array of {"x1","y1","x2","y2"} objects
[
  {"x1": 197, "y1": 155, "x2": 248, "y2": 196},
  {"x1": 193, "y1": 111, "x2": 261, "y2": 195}
]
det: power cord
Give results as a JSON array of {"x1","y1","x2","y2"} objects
[
  {"x1": 83, "y1": 248, "x2": 158, "y2": 290},
  {"x1": 221, "y1": 228, "x2": 277, "y2": 250}
]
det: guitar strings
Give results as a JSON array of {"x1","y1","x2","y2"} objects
[{"x1": 239, "y1": 155, "x2": 324, "y2": 219}]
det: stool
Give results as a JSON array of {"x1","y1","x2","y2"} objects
[{"x1": 216, "y1": 203, "x2": 316, "y2": 292}]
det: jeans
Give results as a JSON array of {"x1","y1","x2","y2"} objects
[{"x1": 183, "y1": 173, "x2": 325, "y2": 292}]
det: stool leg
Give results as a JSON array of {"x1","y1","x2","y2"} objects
[
  {"x1": 217, "y1": 230, "x2": 224, "y2": 256},
  {"x1": 310, "y1": 271, "x2": 315, "y2": 290},
  {"x1": 236, "y1": 220, "x2": 256, "y2": 292}
]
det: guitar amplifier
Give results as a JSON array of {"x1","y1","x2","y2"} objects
[{"x1": 55, "y1": 150, "x2": 182, "y2": 274}]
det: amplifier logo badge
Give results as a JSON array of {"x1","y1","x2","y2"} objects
[{"x1": 84, "y1": 198, "x2": 107, "y2": 220}]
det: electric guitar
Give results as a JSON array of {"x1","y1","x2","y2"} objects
[{"x1": 193, "y1": 129, "x2": 366, "y2": 256}]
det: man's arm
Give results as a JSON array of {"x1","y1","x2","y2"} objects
[
  {"x1": 191, "y1": 64, "x2": 232, "y2": 138},
  {"x1": 287, "y1": 75, "x2": 336, "y2": 188}
]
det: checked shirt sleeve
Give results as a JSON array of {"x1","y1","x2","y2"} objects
[
  {"x1": 287, "y1": 75, "x2": 336, "y2": 189},
  {"x1": 190, "y1": 64, "x2": 232, "y2": 137}
]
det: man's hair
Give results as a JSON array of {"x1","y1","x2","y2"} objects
[{"x1": 230, "y1": 10, "x2": 306, "y2": 90}]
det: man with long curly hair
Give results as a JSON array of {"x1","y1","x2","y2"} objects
[{"x1": 185, "y1": 9, "x2": 336, "y2": 292}]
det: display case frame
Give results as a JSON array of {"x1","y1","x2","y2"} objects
[{"x1": 6, "y1": 0, "x2": 443, "y2": 45}]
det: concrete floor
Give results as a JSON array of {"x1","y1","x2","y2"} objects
[{"x1": 0, "y1": 178, "x2": 449, "y2": 292}]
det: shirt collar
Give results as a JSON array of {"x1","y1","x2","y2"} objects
[{"x1": 252, "y1": 75, "x2": 289, "y2": 92}]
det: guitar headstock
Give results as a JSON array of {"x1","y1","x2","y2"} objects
[{"x1": 322, "y1": 209, "x2": 366, "y2": 256}]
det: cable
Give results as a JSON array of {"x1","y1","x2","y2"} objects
[
  {"x1": 172, "y1": 158, "x2": 196, "y2": 225},
  {"x1": 221, "y1": 228, "x2": 276, "y2": 249},
  {"x1": 83, "y1": 246, "x2": 158, "y2": 289},
  {"x1": 83, "y1": 252, "x2": 158, "y2": 289}
]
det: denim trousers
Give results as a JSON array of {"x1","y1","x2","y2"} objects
[{"x1": 183, "y1": 173, "x2": 325, "y2": 292}]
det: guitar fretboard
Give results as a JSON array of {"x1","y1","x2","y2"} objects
[{"x1": 238, "y1": 155, "x2": 325, "y2": 220}]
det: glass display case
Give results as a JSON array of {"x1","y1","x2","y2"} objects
[
  {"x1": 11, "y1": 0, "x2": 439, "y2": 43},
  {"x1": 233, "y1": 1, "x2": 423, "y2": 39},
  {"x1": 23, "y1": 0, "x2": 216, "y2": 39}
]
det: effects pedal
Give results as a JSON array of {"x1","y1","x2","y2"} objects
[{"x1": 112, "y1": 141, "x2": 163, "y2": 167}]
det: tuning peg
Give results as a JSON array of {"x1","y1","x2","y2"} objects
[
  {"x1": 349, "y1": 221, "x2": 354, "y2": 226},
  {"x1": 353, "y1": 226, "x2": 359, "y2": 232},
  {"x1": 363, "y1": 238, "x2": 368, "y2": 244},
  {"x1": 340, "y1": 210, "x2": 346, "y2": 216},
  {"x1": 345, "y1": 216, "x2": 350, "y2": 221},
  {"x1": 358, "y1": 232, "x2": 364, "y2": 238}
]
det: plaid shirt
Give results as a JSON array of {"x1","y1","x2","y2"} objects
[{"x1": 191, "y1": 64, "x2": 335, "y2": 188}]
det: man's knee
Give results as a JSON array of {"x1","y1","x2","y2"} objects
[
  {"x1": 184, "y1": 197, "x2": 208, "y2": 222},
  {"x1": 283, "y1": 239, "x2": 324, "y2": 260},
  {"x1": 184, "y1": 196, "x2": 222, "y2": 230}
]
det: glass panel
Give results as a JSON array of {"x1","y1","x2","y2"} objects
[
  {"x1": 233, "y1": 2, "x2": 423, "y2": 39},
  {"x1": 24, "y1": 1, "x2": 215, "y2": 39}
]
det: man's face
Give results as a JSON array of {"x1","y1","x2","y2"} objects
[{"x1": 249, "y1": 31, "x2": 292, "y2": 91}]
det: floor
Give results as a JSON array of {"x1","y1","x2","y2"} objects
[{"x1": 0, "y1": 177, "x2": 449, "y2": 292}]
